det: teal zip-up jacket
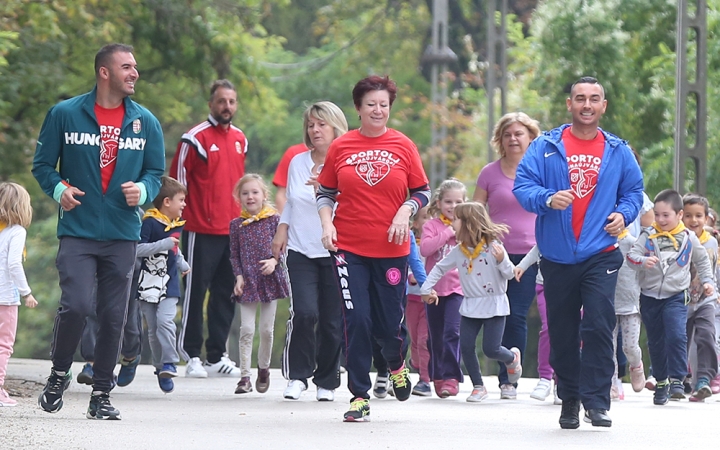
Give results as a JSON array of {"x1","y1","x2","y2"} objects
[{"x1": 32, "y1": 87, "x2": 165, "y2": 241}]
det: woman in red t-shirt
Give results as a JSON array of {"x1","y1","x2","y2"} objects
[{"x1": 316, "y1": 75, "x2": 430, "y2": 422}]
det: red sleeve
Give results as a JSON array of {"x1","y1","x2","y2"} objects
[
  {"x1": 170, "y1": 139, "x2": 199, "y2": 187},
  {"x1": 406, "y1": 140, "x2": 429, "y2": 189},
  {"x1": 273, "y1": 144, "x2": 306, "y2": 187}
]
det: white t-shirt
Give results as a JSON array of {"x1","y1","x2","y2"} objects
[
  {"x1": 279, "y1": 151, "x2": 329, "y2": 259},
  {"x1": 0, "y1": 224, "x2": 31, "y2": 306}
]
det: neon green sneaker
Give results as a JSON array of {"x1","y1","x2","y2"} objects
[{"x1": 343, "y1": 397, "x2": 370, "y2": 422}]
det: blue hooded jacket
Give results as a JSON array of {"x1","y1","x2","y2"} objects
[{"x1": 513, "y1": 125, "x2": 643, "y2": 265}]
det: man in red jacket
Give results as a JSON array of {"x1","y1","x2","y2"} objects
[{"x1": 170, "y1": 79, "x2": 247, "y2": 378}]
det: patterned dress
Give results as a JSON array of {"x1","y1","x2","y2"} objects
[{"x1": 229, "y1": 214, "x2": 289, "y2": 304}]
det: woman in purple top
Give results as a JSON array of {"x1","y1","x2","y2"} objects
[{"x1": 472, "y1": 112, "x2": 541, "y2": 400}]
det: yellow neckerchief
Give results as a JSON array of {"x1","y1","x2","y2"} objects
[
  {"x1": 617, "y1": 228, "x2": 629, "y2": 240},
  {"x1": 240, "y1": 205, "x2": 276, "y2": 226},
  {"x1": 458, "y1": 238, "x2": 486, "y2": 274},
  {"x1": 439, "y1": 214, "x2": 453, "y2": 226},
  {"x1": 142, "y1": 208, "x2": 186, "y2": 232},
  {"x1": 0, "y1": 221, "x2": 27, "y2": 261},
  {"x1": 648, "y1": 222, "x2": 686, "y2": 250},
  {"x1": 415, "y1": 235, "x2": 422, "y2": 246},
  {"x1": 699, "y1": 229, "x2": 711, "y2": 244}
]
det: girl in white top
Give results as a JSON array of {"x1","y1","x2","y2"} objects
[
  {"x1": 0, "y1": 183, "x2": 38, "y2": 406},
  {"x1": 420, "y1": 202, "x2": 522, "y2": 402}
]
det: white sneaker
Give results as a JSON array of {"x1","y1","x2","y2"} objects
[
  {"x1": 203, "y1": 355, "x2": 241, "y2": 377},
  {"x1": 553, "y1": 384, "x2": 562, "y2": 405},
  {"x1": 316, "y1": 387, "x2": 335, "y2": 402},
  {"x1": 185, "y1": 357, "x2": 208, "y2": 378},
  {"x1": 530, "y1": 378, "x2": 552, "y2": 401},
  {"x1": 284, "y1": 380, "x2": 307, "y2": 400}
]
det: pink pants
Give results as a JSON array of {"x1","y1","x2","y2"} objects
[
  {"x1": 535, "y1": 284, "x2": 554, "y2": 380},
  {"x1": 0, "y1": 305, "x2": 18, "y2": 386},
  {"x1": 406, "y1": 298, "x2": 430, "y2": 383}
]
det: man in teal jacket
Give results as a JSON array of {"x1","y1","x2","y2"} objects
[{"x1": 32, "y1": 43, "x2": 164, "y2": 420}]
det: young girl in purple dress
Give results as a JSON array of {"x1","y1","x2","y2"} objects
[{"x1": 230, "y1": 174, "x2": 289, "y2": 395}]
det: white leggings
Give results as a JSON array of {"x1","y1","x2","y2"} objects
[
  {"x1": 613, "y1": 313, "x2": 643, "y2": 383},
  {"x1": 239, "y1": 301, "x2": 277, "y2": 378}
]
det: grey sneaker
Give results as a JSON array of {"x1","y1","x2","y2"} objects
[
  {"x1": 500, "y1": 383, "x2": 517, "y2": 399},
  {"x1": 466, "y1": 385, "x2": 488, "y2": 402}
]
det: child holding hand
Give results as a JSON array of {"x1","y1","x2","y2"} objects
[{"x1": 421, "y1": 202, "x2": 521, "y2": 402}]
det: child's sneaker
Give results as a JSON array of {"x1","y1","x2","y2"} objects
[
  {"x1": 117, "y1": 355, "x2": 140, "y2": 387},
  {"x1": 441, "y1": 379, "x2": 459, "y2": 397},
  {"x1": 530, "y1": 378, "x2": 552, "y2": 401},
  {"x1": 500, "y1": 383, "x2": 517, "y2": 399},
  {"x1": 466, "y1": 385, "x2": 488, "y2": 402},
  {"x1": 38, "y1": 368, "x2": 72, "y2": 413},
  {"x1": 629, "y1": 363, "x2": 645, "y2": 393},
  {"x1": 234, "y1": 376, "x2": 253, "y2": 394},
  {"x1": 610, "y1": 379, "x2": 625, "y2": 401},
  {"x1": 505, "y1": 347, "x2": 523, "y2": 384},
  {"x1": 158, "y1": 363, "x2": 178, "y2": 378},
  {"x1": 204, "y1": 355, "x2": 241, "y2": 377},
  {"x1": 654, "y1": 379, "x2": 669, "y2": 405},
  {"x1": 389, "y1": 364, "x2": 412, "y2": 401},
  {"x1": 185, "y1": 357, "x2": 208, "y2": 378},
  {"x1": 76, "y1": 363, "x2": 94, "y2": 385},
  {"x1": 343, "y1": 397, "x2": 370, "y2": 422},
  {"x1": 86, "y1": 391, "x2": 121, "y2": 420},
  {"x1": 690, "y1": 377, "x2": 712, "y2": 402},
  {"x1": 154, "y1": 370, "x2": 174, "y2": 394},
  {"x1": 645, "y1": 375, "x2": 656, "y2": 391},
  {"x1": 711, "y1": 374, "x2": 720, "y2": 394},
  {"x1": 0, "y1": 386, "x2": 17, "y2": 407},
  {"x1": 372, "y1": 373, "x2": 389, "y2": 399},
  {"x1": 669, "y1": 379, "x2": 685, "y2": 400},
  {"x1": 412, "y1": 380, "x2": 432, "y2": 397},
  {"x1": 256, "y1": 368, "x2": 270, "y2": 393}
]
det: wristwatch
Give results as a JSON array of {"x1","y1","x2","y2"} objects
[{"x1": 545, "y1": 195, "x2": 553, "y2": 208}]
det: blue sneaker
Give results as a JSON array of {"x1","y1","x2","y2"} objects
[
  {"x1": 117, "y1": 355, "x2": 140, "y2": 387},
  {"x1": 159, "y1": 363, "x2": 178, "y2": 379},
  {"x1": 155, "y1": 370, "x2": 175, "y2": 394},
  {"x1": 412, "y1": 380, "x2": 432, "y2": 397},
  {"x1": 77, "y1": 363, "x2": 94, "y2": 385}
]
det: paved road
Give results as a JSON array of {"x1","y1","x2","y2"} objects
[{"x1": 1, "y1": 358, "x2": 716, "y2": 449}]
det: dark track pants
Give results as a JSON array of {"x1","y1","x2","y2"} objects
[
  {"x1": 179, "y1": 232, "x2": 236, "y2": 363},
  {"x1": 541, "y1": 249, "x2": 622, "y2": 411},
  {"x1": 331, "y1": 250, "x2": 408, "y2": 399},
  {"x1": 51, "y1": 237, "x2": 136, "y2": 392},
  {"x1": 282, "y1": 250, "x2": 342, "y2": 390}
]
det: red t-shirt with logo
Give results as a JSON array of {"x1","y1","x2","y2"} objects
[
  {"x1": 317, "y1": 129, "x2": 429, "y2": 258},
  {"x1": 95, "y1": 103, "x2": 125, "y2": 194},
  {"x1": 562, "y1": 127, "x2": 605, "y2": 241}
]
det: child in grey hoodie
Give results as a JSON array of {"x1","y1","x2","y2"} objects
[{"x1": 627, "y1": 189, "x2": 714, "y2": 405}]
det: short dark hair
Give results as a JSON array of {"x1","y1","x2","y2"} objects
[
  {"x1": 352, "y1": 75, "x2": 397, "y2": 108},
  {"x1": 153, "y1": 176, "x2": 187, "y2": 209},
  {"x1": 570, "y1": 76, "x2": 605, "y2": 99},
  {"x1": 683, "y1": 193, "x2": 710, "y2": 216},
  {"x1": 654, "y1": 189, "x2": 683, "y2": 213},
  {"x1": 94, "y1": 44, "x2": 134, "y2": 77},
  {"x1": 210, "y1": 79, "x2": 236, "y2": 101}
]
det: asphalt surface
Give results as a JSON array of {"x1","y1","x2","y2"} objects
[{"x1": 1, "y1": 358, "x2": 717, "y2": 449}]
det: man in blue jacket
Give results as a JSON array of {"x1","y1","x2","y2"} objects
[
  {"x1": 513, "y1": 77, "x2": 643, "y2": 429},
  {"x1": 32, "y1": 43, "x2": 164, "y2": 420}
]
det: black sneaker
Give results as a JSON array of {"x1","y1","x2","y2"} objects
[
  {"x1": 669, "y1": 380, "x2": 686, "y2": 400},
  {"x1": 389, "y1": 364, "x2": 412, "y2": 401},
  {"x1": 86, "y1": 391, "x2": 122, "y2": 420},
  {"x1": 38, "y1": 369, "x2": 72, "y2": 413},
  {"x1": 343, "y1": 397, "x2": 370, "y2": 422},
  {"x1": 654, "y1": 381, "x2": 669, "y2": 405}
]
